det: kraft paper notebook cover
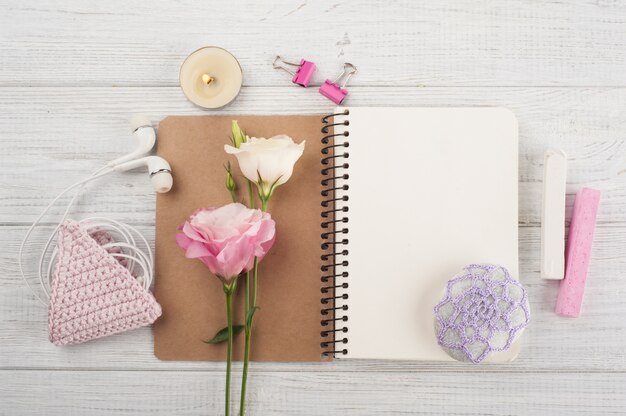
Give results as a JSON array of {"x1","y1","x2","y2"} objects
[
  {"x1": 154, "y1": 108, "x2": 520, "y2": 362},
  {"x1": 154, "y1": 115, "x2": 326, "y2": 361}
]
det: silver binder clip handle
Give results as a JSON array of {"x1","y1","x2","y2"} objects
[
  {"x1": 273, "y1": 55, "x2": 300, "y2": 76},
  {"x1": 333, "y1": 63, "x2": 357, "y2": 88}
]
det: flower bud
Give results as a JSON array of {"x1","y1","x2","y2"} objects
[
  {"x1": 230, "y1": 120, "x2": 246, "y2": 149},
  {"x1": 226, "y1": 171, "x2": 236, "y2": 192},
  {"x1": 224, "y1": 162, "x2": 237, "y2": 193}
]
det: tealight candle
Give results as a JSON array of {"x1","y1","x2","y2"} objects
[{"x1": 179, "y1": 47, "x2": 243, "y2": 109}]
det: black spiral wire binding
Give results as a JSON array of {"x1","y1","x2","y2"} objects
[{"x1": 320, "y1": 109, "x2": 350, "y2": 358}]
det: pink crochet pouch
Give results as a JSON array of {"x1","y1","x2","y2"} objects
[{"x1": 48, "y1": 220, "x2": 162, "y2": 346}]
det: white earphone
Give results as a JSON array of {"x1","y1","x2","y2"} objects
[
  {"x1": 108, "y1": 115, "x2": 173, "y2": 193},
  {"x1": 19, "y1": 115, "x2": 172, "y2": 305},
  {"x1": 113, "y1": 156, "x2": 173, "y2": 194},
  {"x1": 108, "y1": 115, "x2": 157, "y2": 166}
]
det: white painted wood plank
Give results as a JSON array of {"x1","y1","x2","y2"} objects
[
  {"x1": 1, "y1": 369, "x2": 625, "y2": 415},
  {"x1": 1, "y1": 0, "x2": 626, "y2": 87},
  {"x1": 2, "y1": 1, "x2": 625, "y2": 413},
  {"x1": 3, "y1": 225, "x2": 625, "y2": 371},
  {"x1": 1, "y1": 86, "x2": 625, "y2": 224}
]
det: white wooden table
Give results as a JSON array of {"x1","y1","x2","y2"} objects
[{"x1": 2, "y1": 1, "x2": 626, "y2": 414}]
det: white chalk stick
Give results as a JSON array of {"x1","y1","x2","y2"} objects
[{"x1": 541, "y1": 148, "x2": 567, "y2": 280}]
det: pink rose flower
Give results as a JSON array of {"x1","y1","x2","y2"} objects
[{"x1": 175, "y1": 203, "x2": 276, "y2": 283}]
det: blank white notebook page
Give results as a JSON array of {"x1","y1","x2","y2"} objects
[{"x1": 333, "y1": 107, "x2": 519, "y2": 361}]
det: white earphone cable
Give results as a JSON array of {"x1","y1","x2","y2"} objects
[
  {"x1": 36, "y1": 166, "x2": 110, "y2": 299},
  {"x1": 19, "y1": 168, "x2": 155, "y2": 306},
  {"x1": 19, "y1": 168, "x2": 114, "y2": 305}
]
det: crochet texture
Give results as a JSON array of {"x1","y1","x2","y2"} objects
[
  {"x1": 48, "y1": 220, "x2": 162, "y2": 346},
  {"x1": 433, "y1": 264, "x2": 530, "y2": 363}
]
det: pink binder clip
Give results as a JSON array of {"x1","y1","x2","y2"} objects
[
  {"x1": 319, "y1": 63, "x2": 357, "y2": 104},
  {"x1": 273, "y1": 55, "x2": 316, "y2": 87}
]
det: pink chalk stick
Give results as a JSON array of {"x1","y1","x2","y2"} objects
[{"x1": 555, "y1": 188, "x2": 601, "y2": 317}]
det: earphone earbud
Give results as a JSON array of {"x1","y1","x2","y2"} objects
[
  {"x1": 19, "y1": 115, "x2": 171, "y2": 307},
  {"x1": 107, "y1": 115, "x2": 156, "y2": 167},
  {"x1": 113, "y1": 156, "x2": 173, "y2": 193},
  {"x1": 101, "y1": 115, "x2": 173, "y2": 193}
]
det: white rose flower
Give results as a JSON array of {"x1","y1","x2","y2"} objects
[{"x1": 225, "y1": 135, "x2": 306, "y2": 201}]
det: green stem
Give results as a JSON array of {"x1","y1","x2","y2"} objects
[
  {"x1": 240, "y1": 270, "x2": 250, "y2": 416},
  {"x1": 240, "y1": 258, "x2": 258, "y2": 416},
  {"x1": 247, "y1": 180, "x2": 255, "y2": 209},
  {"x1": 245, "y1": 271, "x2": 250, "y2": 319},
  {"x1": 240, "y1": 327, "x2": 251, "y2": 415},
  {"x1": 252, "y1": 258, "x2": 259, "y2": 309},
  {"x1": 240, "y1": 198, "x2": 268, "y2": 415},
  {"x1": 224, "y1": 281, "x2": 236, "y2": 416},
  {"x1": 229, "y1": 189, "x2": 237, "y2": 203},
  {"x1": 252, "y1": 200, "x2": 265, "y2": 314}
]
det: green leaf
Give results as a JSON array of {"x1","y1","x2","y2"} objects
[
  {"x1": 204, "y1": 325, "x2": 244, "y2": 344},
  {"x1": 246, "y1": 306, "x2": 260, "y2": 328}
]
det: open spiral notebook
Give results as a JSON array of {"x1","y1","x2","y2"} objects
[{"x1": 154, "y1": 107, "x2": 520, "y2": 362}]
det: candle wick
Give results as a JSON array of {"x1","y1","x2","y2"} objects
[{"x1": 202, "y1": 74, "x2": 215, "y2": 86}]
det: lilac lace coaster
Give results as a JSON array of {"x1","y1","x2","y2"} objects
[{"x1": 433, "y1": 264, "x2": 530, "y2": 364}]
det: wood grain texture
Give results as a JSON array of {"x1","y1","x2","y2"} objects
[
  {"x1": 1, "y1": 86, "x2": 626, "y2": 224},
  {"x1": 1, "y1": 0, "x2": 626, "y2": 87},
  {"x1": 2, "y1": 370, "x2": 626, "y2": 416},
  {"x1": 2, "y1": 0, "x2": 626, "y2": 414},
  {"x1": 3, "y1": 225, "x2": 626, "y2": 372}
]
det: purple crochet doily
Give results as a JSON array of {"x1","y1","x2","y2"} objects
[{"x1": 433, "y1": 264, "x2": 530, "y2": 364}]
